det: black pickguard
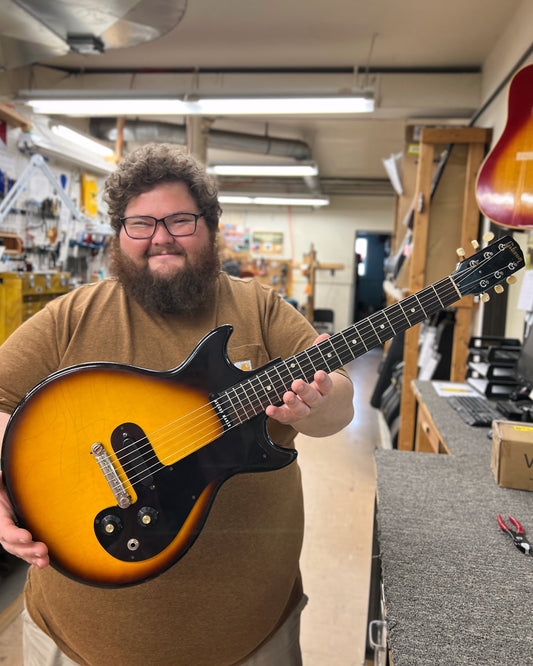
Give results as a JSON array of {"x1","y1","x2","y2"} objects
[{"x1": 93, "y1": 325, "x2": 296, "y2": 564}]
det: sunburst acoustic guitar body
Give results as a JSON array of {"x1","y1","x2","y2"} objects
[{"x1": 476, "y1": 63, "x2": 533, "y2": 229}]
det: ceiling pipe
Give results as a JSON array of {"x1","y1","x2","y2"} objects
[
  {"x1": 90, "y1": 117, "x2": 313, "y2": 161},
  {"x1": 42, "y1": 64, "x2": 481, "y2": 76}
]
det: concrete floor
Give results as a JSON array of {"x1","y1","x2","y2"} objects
[{"x1": 299, "y1": 349, "x2": 381, "y2": 666}]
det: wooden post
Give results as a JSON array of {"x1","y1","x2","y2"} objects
[
  {"x1": 300, "y1": 245, "x2": 344, "y2": 322},
  {"x1": 396, "y1": 127, "x2": 492, "y2": 451}
]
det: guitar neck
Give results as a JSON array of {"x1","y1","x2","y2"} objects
[{"x1": 215, "y1": 275, "x2": 461, "y2": 426}]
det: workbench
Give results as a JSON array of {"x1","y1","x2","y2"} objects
[{"x1": 374, "y1": 380, "x2": 533, "y2": 665}]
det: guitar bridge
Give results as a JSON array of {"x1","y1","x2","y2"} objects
[{"x1": 91, "y1": 442, "x2": 131, "y2": 508}]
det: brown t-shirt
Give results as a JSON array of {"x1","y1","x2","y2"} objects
[{"x1": 0, "y1": 274, "x2": 322, "y2": 666}]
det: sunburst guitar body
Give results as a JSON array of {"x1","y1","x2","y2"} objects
[
  {"x1": 476, "y1": 63, "x2": 533, "y2": 229},
  {"x1": 1, "y1": 329, "x2": 295, "y2": 587}
]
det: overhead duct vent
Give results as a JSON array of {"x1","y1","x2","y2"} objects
[
  {"x1": 0, "y1": 0, "x2": 188, "y2": 69},
  {"x1": 67, "y1": 33, "x2": 105, "y2": 55}
]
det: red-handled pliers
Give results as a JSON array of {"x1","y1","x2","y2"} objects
[{"x1": 497, "y1": 514, "x2": 531, "y2": 555}]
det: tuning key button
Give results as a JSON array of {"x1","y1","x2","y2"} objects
[
  {"x1": 456, "y1": 247, "x2": 465, "y2": 258},
  {"x1": 100, "y1": 514, "x2": 123, "y2": 536},
  {"x1": 137, "y1": 506, "x2": 159, "y2": 527},
  {"x1": 480, "y1": 293, "x2": 490, "y2": 303},
  {"x1": 471, "y1": 240, "x2": 480, "y2": 250},
  {"x1": 494, "y1": 285, "x2": 504, "y2": 294},
  {"x1": 506, "y1": 275, "x2": 517, "y2": 285},
  {"x1": 483, "y1": 231, "x2": 495, "y2": 242}
]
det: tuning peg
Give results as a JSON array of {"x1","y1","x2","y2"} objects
[
  {"x1": 456, "y1": 247, "x2": 465, "y2": 259},
  {"x1": 471, "y1": 240, "x2": 480, "y2": 250},
  {"x1": 480, "y1": 293, "x2": 490, "y2": 303},
  {"x1": 483, "y1": 231, "x2": 495, "y2": 242},
  {"x1": 494, "y1": 284, "x2": 504, "y2": 294},
  {"x1": 506, "y1": 275, "x2": 517, "y2": 285}
]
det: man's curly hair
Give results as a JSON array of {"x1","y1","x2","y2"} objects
[{"x1": 103, "y1": 143, "x2": 222, "y2": 235}]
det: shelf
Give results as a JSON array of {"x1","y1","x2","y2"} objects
[{"x1": 393, "y1": 126, "x2": 492, "y2": 450}]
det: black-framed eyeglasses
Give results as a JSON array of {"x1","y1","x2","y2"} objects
[{"x1": 120, "y1": 212, "x2": 204, "y2": 239}]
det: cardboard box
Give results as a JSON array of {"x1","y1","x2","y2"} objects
[{"x1": 491, "y1": 420, "x2": 533, "y2": 492}]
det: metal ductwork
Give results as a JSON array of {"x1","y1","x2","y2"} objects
[
  {"x1": 89, "y1": 118, "x2": 313, "y2": 161},
  {"x1": 0, "y1": 0, "x2": 188, "y2": 69}
]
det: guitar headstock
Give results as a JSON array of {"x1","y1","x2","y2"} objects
[{"x1": 452, "y1": 234, "x2": 524, "y2": 299}]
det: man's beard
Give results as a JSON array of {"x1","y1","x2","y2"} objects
[{"x1": 109, "y1": 237, "x2": 221, "y2": 316}]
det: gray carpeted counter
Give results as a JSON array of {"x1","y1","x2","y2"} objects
[{"x1": 375, "y1": 380, "x2": 533, "y2": 665}]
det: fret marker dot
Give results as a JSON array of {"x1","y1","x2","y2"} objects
[
  {"x1": 410, "y1": 308, "x2": 415, "y2": 313},
  {"x1": 266, "y1": 385, "x2": 272, "y2": 390},
  {"x1": 380, "y1": 324, "x2": 385, "y2": 329}
]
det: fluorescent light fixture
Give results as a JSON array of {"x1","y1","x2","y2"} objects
[
  {"x1": 218, "y1": 195, "x2": 330, "y2": 207},
  {"x1": 51, "y1": 124, "x2": 114, "y2": 157},
  {"x1": 25, "y1": 116, "x2": 114, "y2": 174},
  {"x1": 208, "y1": 164, "x2": 319, "y2": 177},
  {"x1": 21, "y1": 91, "x2": 374, "y2": 116}
]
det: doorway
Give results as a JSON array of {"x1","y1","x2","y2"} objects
[{"x1": 353, "y1": 232, "x2": 391, "y2": 323}]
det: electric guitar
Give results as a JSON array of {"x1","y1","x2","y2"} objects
[
  {"x1": 476, "y1": 64, "x2": 533, "y2": 229},
  {"x1": 1, "y1": 236, "x2": 524, "y2": 587}
]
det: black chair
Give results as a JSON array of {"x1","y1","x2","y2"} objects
[{"x1": 313, "y1": 308, "x2": 334, "y2": 334}]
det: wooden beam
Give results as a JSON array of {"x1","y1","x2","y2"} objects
[
  {"x1": 0, "y1": 103, "x2": 32, "y2": 132},
  {"x1": 420, "y1": 127, "x2": 492, "y2": 145}
]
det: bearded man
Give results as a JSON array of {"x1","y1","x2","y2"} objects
[{"x1": 0, "y1": 143, "x2": 354, "y2": 666}]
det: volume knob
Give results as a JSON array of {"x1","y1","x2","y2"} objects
[{"x1": 100, "y1": 514, "x2": 123, "y2": 535}]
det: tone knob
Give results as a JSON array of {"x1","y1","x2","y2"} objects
[{"x1": 137, "y1": 506, "x2": 159, "y2": 527}]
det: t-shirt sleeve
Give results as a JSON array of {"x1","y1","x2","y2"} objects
[{"x1": 0, "y1": 305, "x2": 63, "y2": 414}]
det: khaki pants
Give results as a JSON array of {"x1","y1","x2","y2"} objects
[{"x1": 22, "y1": 595, "x2": 307, "y2": 666}]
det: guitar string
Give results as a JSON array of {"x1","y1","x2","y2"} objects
[
  {"x1": 108, "y1": 258, "x2": 508, "y2": 490},
  {"x1": 102, "y1": 245, "x2": 515, "y2": 490},
  {"x1": 105, "y1": 249, "x2": 513, "y2": 489},
  {"x1": 106, "y1": 279, "x2": 459, "y2": 484}
]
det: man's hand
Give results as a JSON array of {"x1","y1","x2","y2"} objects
[
  {"x1": 265, "y1": 370, "x2": 333, "y2": 424},
  {"x1": 0, "y1": 472, "x2": 49, "y2": 569},
  {"x1": 265, "y1": 334, "x2": 354, "y2": 437}
]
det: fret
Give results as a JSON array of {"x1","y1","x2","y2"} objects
[
  {"x1": 225, "y1": 384, "x2": 252, "y2": 423},
  {"x1": 337, "y1": 328, "x2": 367, "y2": 362},
  {"x1": 256, "y1": 369, "x2": 280, "y2": 404},
  {"x1": 292, "y1": 349, "x2": 316, "y2": 382},
  {"x1": 286, "y1": 354, "x2": 306, "y2": 380},
  {"x1": 245, "y1": 375, "x2": 267, "y2": 410},
  {"x1": 431, "y1": 284, "x2": 445, "y2": 309},
  {"x1": 397, "y1": 294, "x2": 426, "y2": 326},
  {"x1": 317, "y1": 336, "x2": 343, "y2": 369},
  {"x1": 388, "y1": 300, "x2": 411, "y2": 329},
  {"x1": 265, "y1": 365, "x2": 286, "y2": 402},
  {"x1": 367, "y1": 310, "x2": 396, "y2": 344},
  {"x1": 413, "y1": 293, "x2": 428, "y2": 318},
  {"x1": 379, "y1": 308, "x2": 397, "y2": 338},
  {"x1": 435, "y1": 277, "x2": 460, "y2": 307},
  {"x1": 419, "y1": 281, "x2": 451, "y2": 314},
  {"x1": 353, "y1": 319, "x2": 380, "y2": 351},
  {"x1": 276, "y1": 360, "x2": 297, "y2": 391},
  {"x1": 307, "y1": 346, "x2": 328, "y2": 373},
  {"x1": 300, "y1": 347, "x2": 327, "y2": 378}
]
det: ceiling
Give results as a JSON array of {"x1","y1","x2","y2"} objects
[{"x1": 0, "y1": 0, "x2": 527, "y2": 200}]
